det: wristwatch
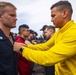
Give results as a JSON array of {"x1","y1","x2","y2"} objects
[{"x1": 20, "y1": 48, "x2": 23, "y2": 53}]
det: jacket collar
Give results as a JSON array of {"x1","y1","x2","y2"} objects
[
  {"x1": 59, "y1": 20, "x2": 75, "y2": 33},
  {"x1": 0, "y1": 29, "x2": 7, "y2": 40},
  {"x1": 0, "y1": 29, "x2": 14, "y2": 40}
]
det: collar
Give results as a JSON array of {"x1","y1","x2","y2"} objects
[
  {"x1": 59, "y1": 20, "x2": 75, "y2": 33},
  {"x1": 0, "y1": 29, "x2": 7, "y2": 40},
  {"x1": 0, "y1": 29, "x2": 13, "y2": 40},
  {"x1": 19, "y1": 36, "x2": 25, "y2": 41}
]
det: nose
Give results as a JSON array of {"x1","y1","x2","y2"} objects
[
  {"x1": 15, "y1": 17, "x2": 17, "y2": 21},
  {"x1": 51, "y1": 18, "x2": 53, "y2": 22},
  {"x1": 16, "y1": 18, "x2": 17, "y2": 21}
]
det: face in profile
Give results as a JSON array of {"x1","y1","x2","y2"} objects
[
  {"x1": 22, "y1": 28, "x2": 30, "y2": 37},
  {"x1": 44, "y1": 28, "x2": 52, "y2": 39},
  {"x1": 51, "y1": 7, "x2": 65, "y2": 28}
]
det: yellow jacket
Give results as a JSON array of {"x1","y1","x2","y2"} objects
[{"x1": 22, "y1": 20, "x2": 76, "y2": 75}]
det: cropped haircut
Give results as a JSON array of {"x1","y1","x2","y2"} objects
[
  {"x1": 0, "y1": 1, "x2": 17, "y2": 14},
  {"x1": 47, "y1": 25, "x2": 55, "y2": 33},
  {"x1": 50, "y1": 1, "x2": 73, "y2": 15},
  {"x1": 18, "y1": 24, "x2": 29, "y2": 34}
]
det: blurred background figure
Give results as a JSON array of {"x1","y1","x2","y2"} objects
[
  {"x1": 39, "y1": 25, "x2": 48, "y2": 43},
  {"x1": 26, "y1": 29, "x2": 34, "y2": 43},
  {"x1": 31, "y1": 25, "x2": 55, "y2": 75},
  {"x1": 44, "y1": 25, "x2": 55, "y2": 40},
  {"x1": 43, "y1": 25, "x2": 55, "y2": 75},
  {"x1": 16, "y1": 24, "x2": 31, "y2": 75}
]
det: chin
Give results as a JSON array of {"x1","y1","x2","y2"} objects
[
  {"x1": 54, "y1": 25, "x2": 59, "y2": 28},
  {"x1": 12, "y1": 26, "x2": 16, "y2": 28},
  {"x1": 54, "y1": 25, "x2": 57, "y2": 28},
  {"x1": 53, "y1": 24, "x2": 56, "y2": 28}
]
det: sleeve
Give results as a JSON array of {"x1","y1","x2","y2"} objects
[
  {"x1": 21, "y1": 30, "x2": 76, "y2": 66},
  {"x1": 26, "y1": 33, "x2": 55, "y2": 51}
]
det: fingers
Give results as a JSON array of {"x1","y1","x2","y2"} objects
[
  {"x1": 13, "y1": 42, "x2": 24, "y2": 53},
  {"x1": 25, "y1": 40, "x2": 31, "y2": 45}
]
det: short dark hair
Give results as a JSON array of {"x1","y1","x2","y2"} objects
[
  {"x1": 40, "y1": 25, "x2": 48, "y2": 31},
  {"x1": 50, "y1": 1, "x2": 73, "y2": 15},
  {"x1": 18, "y1": 24, "x2": 29, "y2": 34},
  {"x1": 47, "y1": 25, "x2": 55, "y2": 33},
  {"x1": 34, "y1": 31, "x2": 38, "y2": 36},
  {"x1": 29, "y1": 29, "x2": 34, "y2": 34}
]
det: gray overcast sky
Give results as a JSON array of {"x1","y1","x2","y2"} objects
[{"x1": 1, "y1": 0, "x2": 76, "y2": 36}]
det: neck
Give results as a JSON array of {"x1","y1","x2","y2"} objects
[
  {"x1": 20, "y1": 35, "x2": 26, "y2": 40},
  {"x1": 60, "y1": 19, "x2": 71, "y2": 28},
  {"x1": 0, "y1": 24, "x2": 11, "y2": 36}
]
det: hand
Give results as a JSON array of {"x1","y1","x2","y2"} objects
[
  {"x1": 25, "y1": 40, "x2": 31, "y2": 45},
  {"x1": 13, "y1": 42, "x2": 24, "y2": 53},
  {"x1": 31, "y1": 40, "x2": 37, "y2": 44}
]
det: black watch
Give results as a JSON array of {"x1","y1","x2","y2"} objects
[{"x1": 20, "y1": 48, "x2": 23, "y2": 53}]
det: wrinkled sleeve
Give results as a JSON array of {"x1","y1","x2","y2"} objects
[
  {"x1": 26, "y1": 33, "x2": 55, "y2": 51},
  {"x1": 22, "y1": 31, "x2": 76, "y2": 66}
]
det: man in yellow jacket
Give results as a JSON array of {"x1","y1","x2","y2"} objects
[{"x1": 14, "y1": 1, "x2": 76, "y2": 75}]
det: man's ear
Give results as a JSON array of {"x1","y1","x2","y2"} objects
[{"x1": 62, "y1": 9, "x2": 68, "y2": 19}]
